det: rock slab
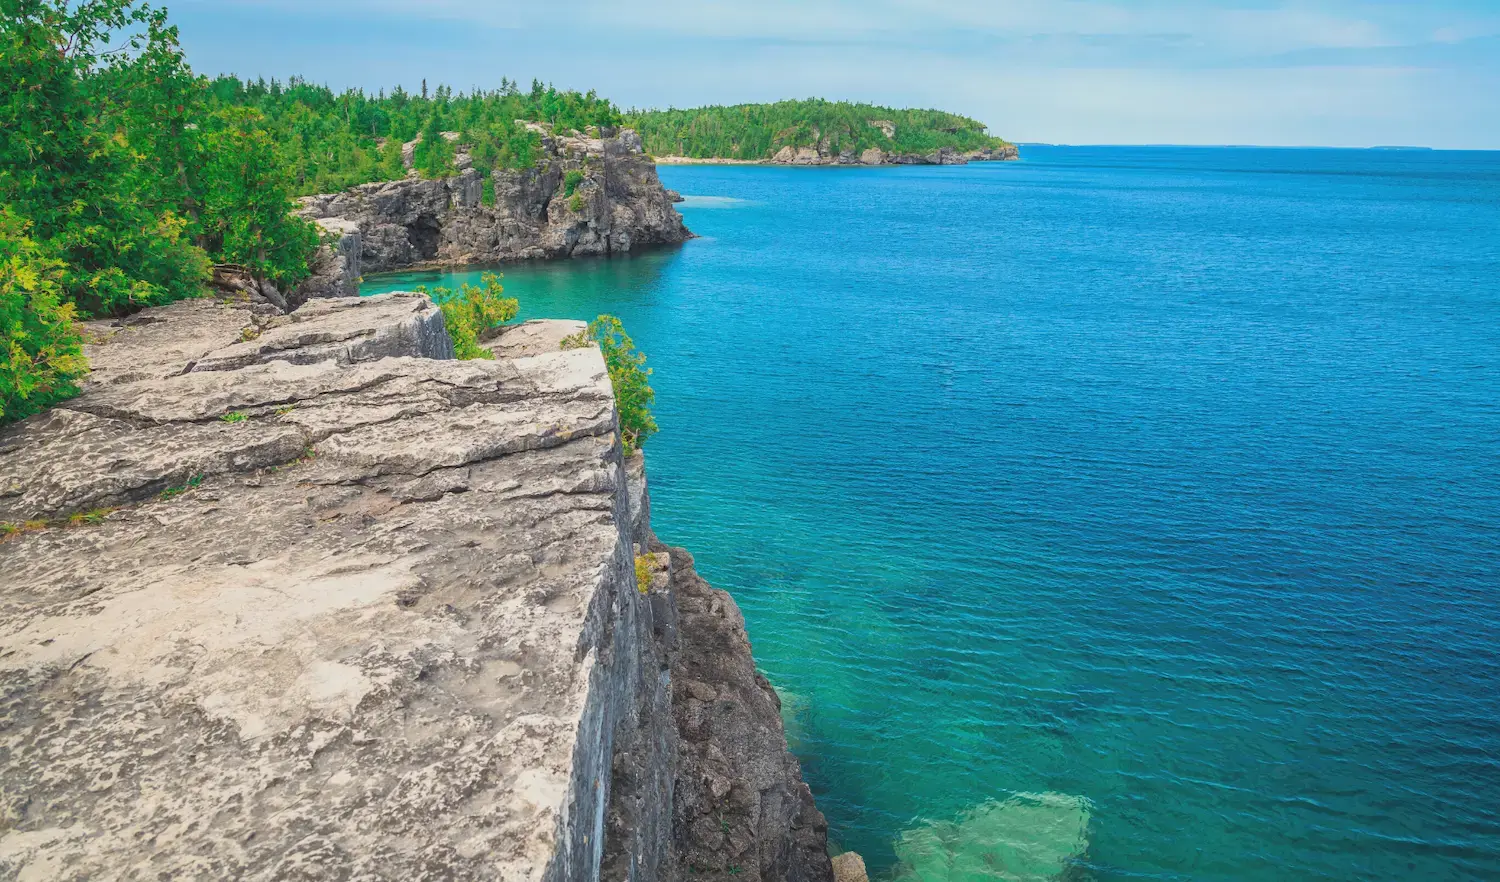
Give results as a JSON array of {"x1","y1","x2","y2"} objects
[{"x1": 0, "y1": 293, "x2": 829, "y2": 882}]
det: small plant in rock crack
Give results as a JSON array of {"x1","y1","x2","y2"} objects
[
  {"x1": 635, "y1": 554, "x2": 653, "y2": 595},
  {"x1": 220, "y1": 411, "x2": 250, "y2": 424},
  {"x1": 158, "y1": 474, "x2": 204, "y2": 501},
  {"x1": 68, "y1": 507, "x2": 117, "y2": 526},
  {"x1": 275, "y1": 405, "x2": 296, "y2": 416},
  {"x1": 727, "y1": 866, "x2": 743, "y2": 876}
]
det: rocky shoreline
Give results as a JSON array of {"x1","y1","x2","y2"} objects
[
  {"x1": 0, "y1": 293, "x2": 853, "y2": 881},
  {"x1": 285, "y1": 126, "x2": 690, "y2": 304},
  {"x1": 657, "y1": 143, "x2": 1018, "y2": 167}
]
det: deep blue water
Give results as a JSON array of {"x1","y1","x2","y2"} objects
[{"x1": 365, "y1": 147, "x2": 1500, "y2": 881}]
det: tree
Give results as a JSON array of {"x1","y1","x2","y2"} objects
[
  {"x1": 0, "y1": 0, "x2": 211, "y2": 315},
  {"x1": 0, "y1": 208, "x2": 86, "y2": 425},
  {"x1": 199, "y1": 108, "x2": 320, "y2": 289},
  {"x1": 413, "y1": 112, "x2": 455, "y2": 179}
]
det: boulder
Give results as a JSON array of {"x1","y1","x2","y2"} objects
[{"x1": 832, "y1": 853, "x2": 870, "y2": 882}]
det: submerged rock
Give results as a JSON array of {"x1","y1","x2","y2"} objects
[{"x1": 890, "y1": 792, "x2": 1092, "y2": 881}]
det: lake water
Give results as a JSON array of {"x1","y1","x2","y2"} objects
[{"x1": 363, "y1": 147, "x2": 1500, "y2": 881}]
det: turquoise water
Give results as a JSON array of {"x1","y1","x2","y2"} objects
[{"x1": 363, "y1": 148, "x2": 1500, "y2": 881}]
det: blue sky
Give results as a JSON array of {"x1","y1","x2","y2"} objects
[{"x1": 172, "y1": 0, "x2": 1500, "y2": 149}]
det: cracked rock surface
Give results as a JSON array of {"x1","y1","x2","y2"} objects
[
  {"x1": 0, "y1": 292, "x2": 833, "y2": 882},
  {"x1": 1, "y1": 293, "x2": 638, "y2": 881}
]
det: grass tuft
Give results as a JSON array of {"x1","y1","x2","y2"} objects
[{"x1": 159, "y1": 474, "x2": 204, "y2": 500}]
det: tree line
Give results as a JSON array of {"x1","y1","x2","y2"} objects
[
  {"x1": 625, "y1": 99, "x2": 1010, "y2": 160},
  {"x1": 0, "y1": 0, "x2": 619, "y2": 424}
]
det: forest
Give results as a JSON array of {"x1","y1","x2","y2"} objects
[
  {"x1": 0, "y1": 0, "x2": 619, "y2": 424},
  {"x1": 625, "y1": 99, "x2": 1010, "y2": 160}
]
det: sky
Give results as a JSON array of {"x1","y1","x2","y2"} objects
[{"x1": 171, "y1": 0, "x2": 1500, "y2": 149}]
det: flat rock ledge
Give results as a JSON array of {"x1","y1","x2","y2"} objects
[{"x1": 0, "y1": 293, "x2": 833, "y2": 882}]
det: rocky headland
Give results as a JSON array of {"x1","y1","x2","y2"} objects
[
  {"x1": 290, "y1": 126, "x2": 691, "y2": 296},
  {"x1": 0, "y1": 293, "x2": 846, "y2": 880},
  {"x1": 657, "y1": 144, "x2": 1016, "y2": 167}
]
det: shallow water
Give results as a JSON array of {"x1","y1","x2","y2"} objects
[{"x1": 364, "y1": 147, "x2": 1500, "y2": 880}]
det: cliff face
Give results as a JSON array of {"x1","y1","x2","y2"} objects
[
  {"x1": 0, "y1": 296, "x2": 828, "y2": 882},
  {"x1": 298, "y1": 128, "x2": 692, "y2": 278},
  {"x1": 769, "y1": 143, "x2": 1018, "y2": 166}
]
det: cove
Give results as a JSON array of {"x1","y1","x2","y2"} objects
[{"x1": 364, "y1": 147, "x2": 1500, "y2": 881}]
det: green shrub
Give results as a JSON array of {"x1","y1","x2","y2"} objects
[
  {"x1": 563, "y1": 169, "x2": 585, "y2": 197},
  {"x1": 198, "y1": 108, "x2": 321, "y2": 291},
  {"x1": 634, "y1": 554, "x2": 653, "y2": 594},
  {"x1": 418, "y1": 272, "x2": 518, "y2": 360},
  {"x1": 1, "y1": 209, "x2": 87, "y2": 425},
  {"x1": 570, "y1": 315, "x2": 657, "y2": 454},
  {"x1": 568, "y1": 193, "x2": 587, "y2": 213}
]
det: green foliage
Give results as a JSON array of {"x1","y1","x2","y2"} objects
[
  {"x1": 586, "y1": 315, "x2": 657, "y2": 454},
  {"x1": 634, "y1": 554, "x2": 653, "y2": 595},
  {"x1": 220, "y1": 411, "x2": 249, "y2": 424},
  {"x1": 625, "y1": 99, "x2": 1010, "y2": 160},
  {"x1": 1, "y1": 0, "x2": 214, "y2": 314},
  {"x1": 68, "y1": 507, "x2": 117, "y2": 526},
  {"x1": 563, "y1": 169, "x2": 586, "y2": 197},
  {"x1": 418, "y1": 272, "x2": 518, "y2": 360},
  {"x1": 0, "y1": 209, "x2": 87, "y2": 425},
  {"x1": 206, "y1": 76, "x2": 619, "y2": 196},
  {"x1": 568, "y1": 193, "x2": 587, "y2": 213},
  {"x1": 199, "y1": 108, "x2": 321, "y2": 289},
  {"x1": 0, "y1": 0, "x2": 318, "y2": 316},
  {"x1": 413, "y1": 115, "x2": 455, "y2": 180},
  {"x1": 158, "y1": 473, "x2": 204, "y2": 500}
]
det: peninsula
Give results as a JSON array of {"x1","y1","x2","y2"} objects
[{"x1": 628, "y1": 99, "x2": 1018, "y2": 166}]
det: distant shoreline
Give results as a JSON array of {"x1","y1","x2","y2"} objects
[{"x1": 654, "y1": 156, "x2": 768, "y2": 166}]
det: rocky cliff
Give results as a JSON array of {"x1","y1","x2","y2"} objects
[
  {"x1": 297, "y1": 127, "x2": 692, "y2": 281},
  {"x1": 0, "y1": 294, "x2": 832, "y2": 882},
  {"x1": 768, "y1": 143, "x2": 1018, "y2": 166}
]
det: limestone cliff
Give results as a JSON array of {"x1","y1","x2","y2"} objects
[
  {"x1": 769, "y1": 143, "x2": 1018, "y2": 166},
  {"x1": 0, "y1": 295, "x2": 828, "y2": 882},
  {"x1": 297, "y1": 127, "x2": 692, "y2": 279}
]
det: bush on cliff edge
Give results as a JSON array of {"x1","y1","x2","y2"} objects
[
  {"x1": 1, "y1": 209, "x2": 87, "y2": 425},
  {"x1": 562, "y1": 315, "x2": 657, "y2": 454},
  {"x1": 418, "y1": 273, "x2": 519, "y2": 360}
]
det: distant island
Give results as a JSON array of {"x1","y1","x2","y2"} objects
[{"x1": 627, "y1": 99, "x2": 1017, "y2": 166}]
